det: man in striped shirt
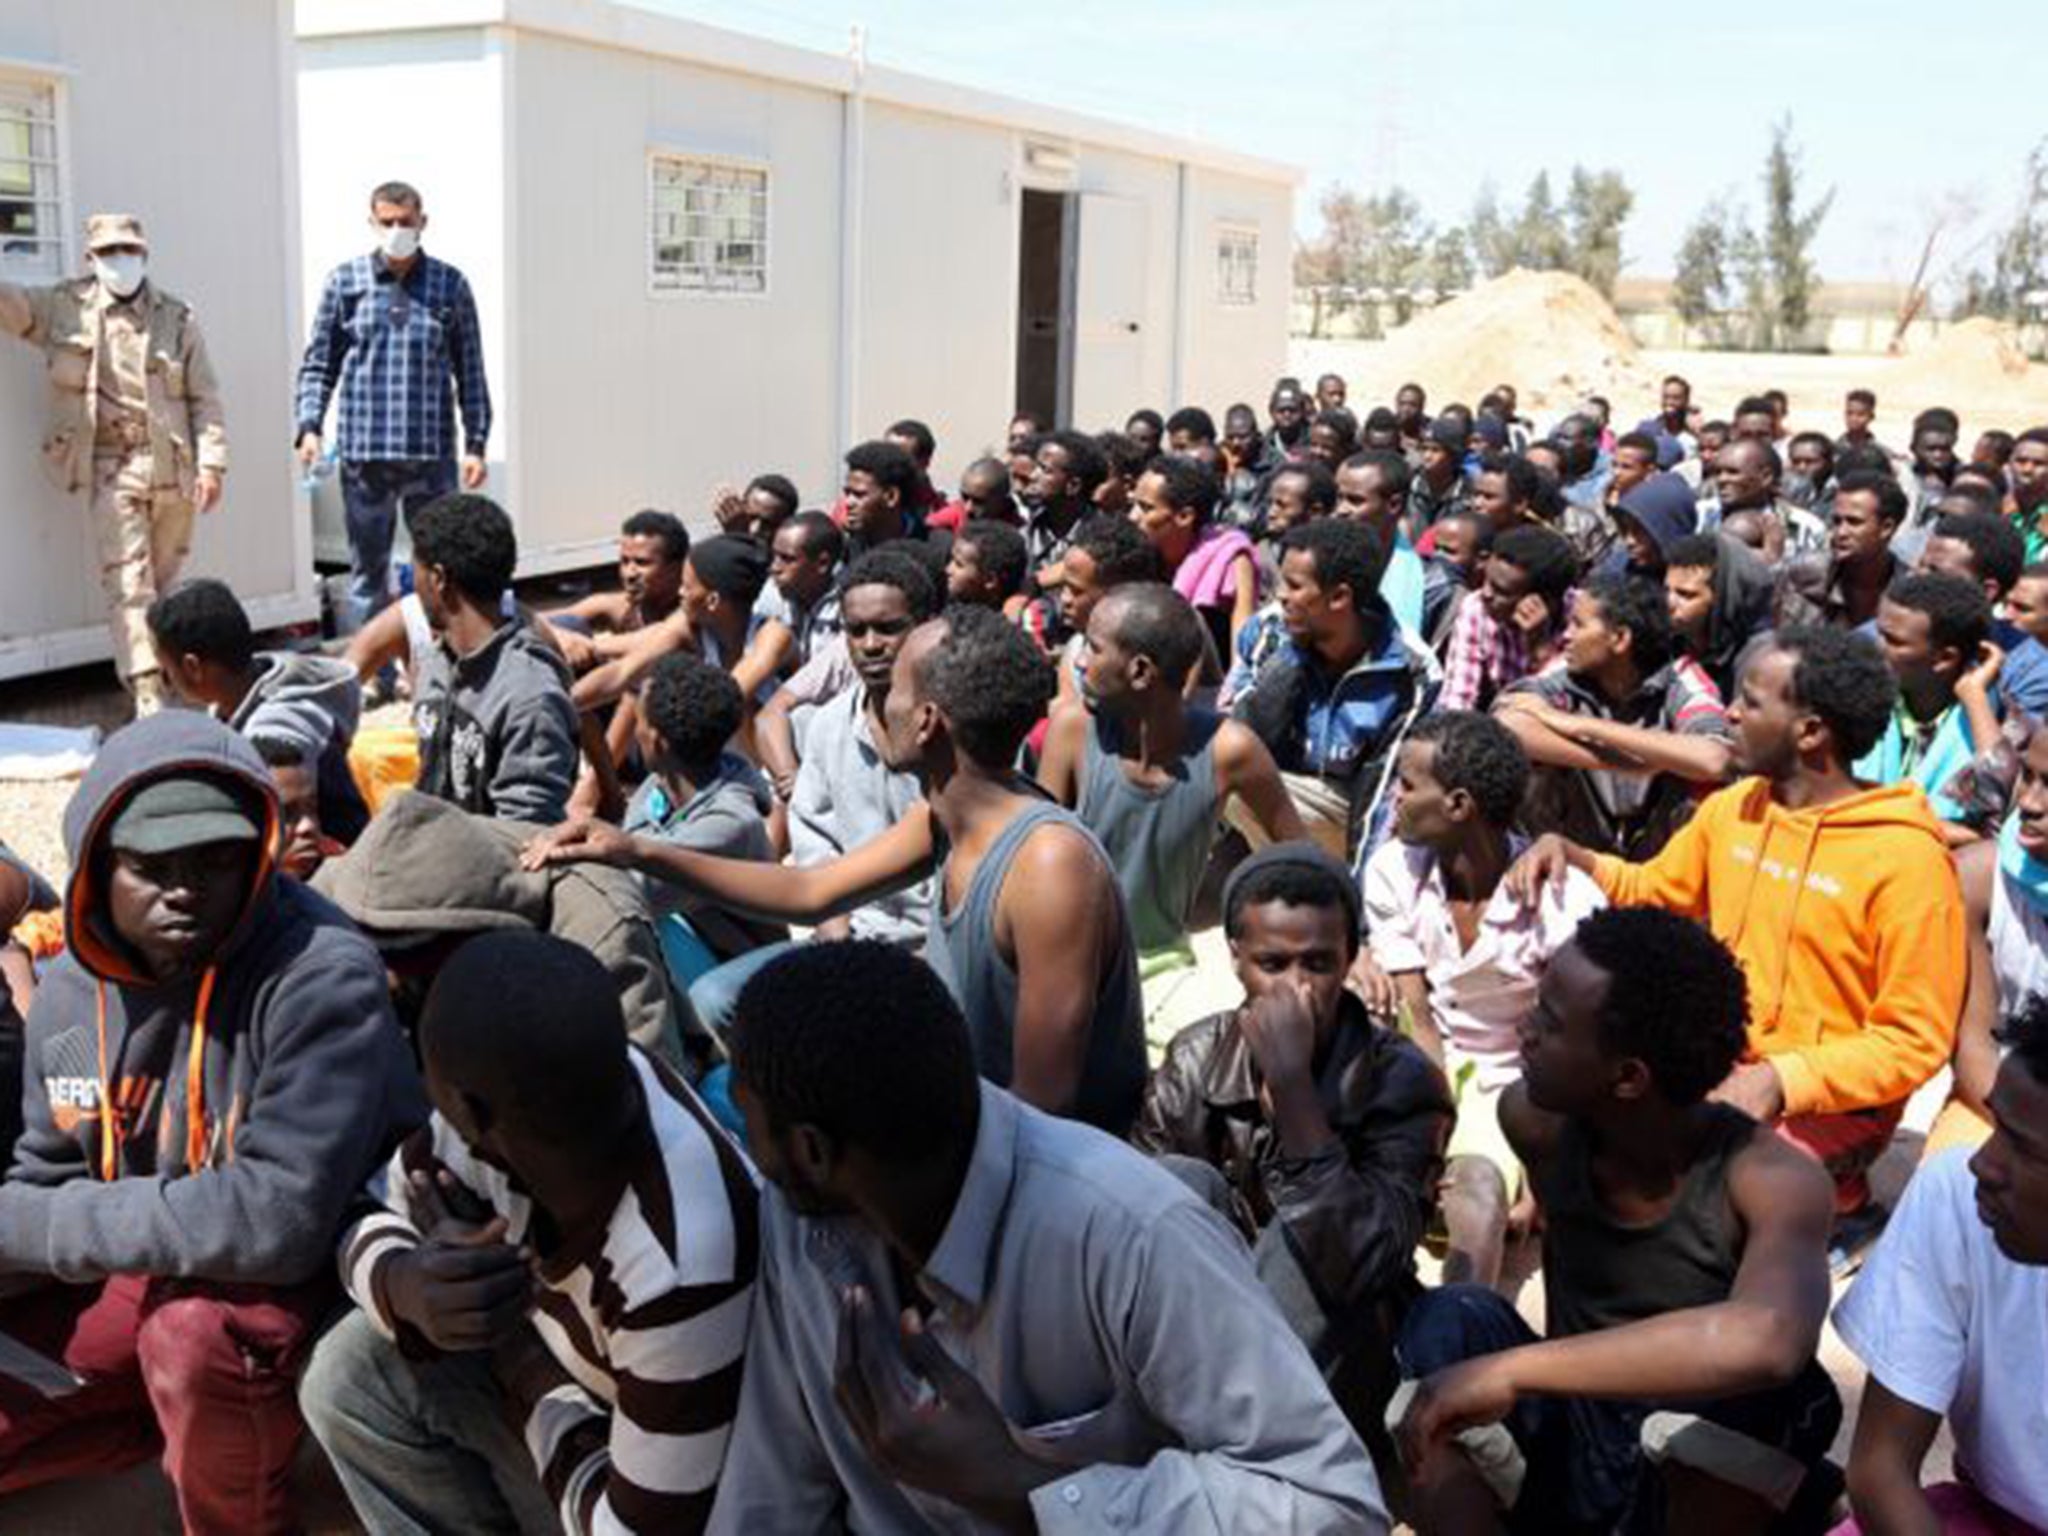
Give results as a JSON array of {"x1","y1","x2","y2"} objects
[{"x1": 300, "y1": 931, "x2": 758, "y2": 1534}]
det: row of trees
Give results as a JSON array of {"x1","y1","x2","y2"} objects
[
  {"x1": 1293, "y1": 121, "x2": 1837, "y2": 351},
  {"x1": 1293, "y1": 166, "x2": 1632, "y2": 337}
]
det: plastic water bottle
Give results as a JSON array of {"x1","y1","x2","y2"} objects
[{"x1": 300, "y1": 443, "x2": 336, "y2": 496}]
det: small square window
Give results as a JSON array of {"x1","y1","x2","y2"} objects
[
  {"x1": 1217, "y1": 227, "x2": 1258, "y2": 307},
  {"x1": 649, "y1": 155, "x2": 767, "y2": 295},
  {"x1": 0, "y1": 78, "x2": 64, "y2": 281}
]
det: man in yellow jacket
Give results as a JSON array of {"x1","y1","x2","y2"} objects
[
  {"x1": 1514, "y1": 625, "x2": 1966, "y2": 1256},
  {"x1": 0, "y1": 213, "x2": 228, "y2": 714}
]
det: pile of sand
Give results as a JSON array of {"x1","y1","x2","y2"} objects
[
  {"x1": 1369, "y1": 268, "x2": 1655, "y2": 413},
  {"x1": 1894, "y1": 315, "x2": 2033, "y2": 403}
]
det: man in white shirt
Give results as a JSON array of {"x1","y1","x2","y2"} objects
[
  {"x1": 1364, "y1": 711, "x2": 1603, "y2": 1287},
  {"x1": 1832, "y1": 995, "x2": 2048, "y2": 1534}
]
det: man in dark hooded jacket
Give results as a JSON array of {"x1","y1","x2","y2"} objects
[
  {"x1": 1603, "y1": 471, "x2": 1699, "y2": 582},
  {"x1": 1664, "y1": 533, "x2": 1777, "y2": 699},
  {"x1": 0, "y1": 712, "x2": 424, "y2": 1534}
]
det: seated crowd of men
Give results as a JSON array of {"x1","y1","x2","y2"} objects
[{"x1": 1, "y1": 372, "x2": 2046, "y2": 1535}]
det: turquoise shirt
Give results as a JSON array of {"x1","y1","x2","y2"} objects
[{"x1": 1381, "y1": 537, "x2": 1426, "y2": 637}]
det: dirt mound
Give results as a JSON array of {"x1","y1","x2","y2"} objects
[
  {"x1": 1895, "y1": 316, "x2": 2032, "y2": 402},
  {"x1": 1372, "y1": 268, "x2": 1654, "y2": 412}
]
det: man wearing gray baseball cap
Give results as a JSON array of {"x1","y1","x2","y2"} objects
[{"x1": 0, "y1": 710, "x2": 423, "y2": 1533}]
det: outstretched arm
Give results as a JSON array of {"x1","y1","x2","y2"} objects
[{"x1": 525, "y1": 803, "x2": 936, "y2": 925}]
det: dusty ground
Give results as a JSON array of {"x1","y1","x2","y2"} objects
[{"x1": 1290, "y1": 338, "x2": 2048, "y2": 452}]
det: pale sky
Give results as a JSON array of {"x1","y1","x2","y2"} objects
[{"x1": 631, "y1": 0, "x2": 2039, "y2": 293}]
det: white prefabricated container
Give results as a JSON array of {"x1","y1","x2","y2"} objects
[{"x1": 296, "y1": 0, "x2": 1298, "y2": 571}]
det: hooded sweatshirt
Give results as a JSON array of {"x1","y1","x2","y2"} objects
[
  {"x1": 1604, "y1": 472, "x2": 1699, "y2": 577},
  {"x1": 0, "y1": 712, "x2": 425, "y2": 1286},
  {"x1": 314, "y1": 790, "x2": 683, "y2": 1063},
  {"x1": 412, "y1": 617, "x2": 577, "y2": 826},
  {"x1": 1690, "y1": 533, "x2": 1777, "y2": 699},
  {"x1": 230, "y1": 648, "x2": 369, "y2": 841},
  {"x1": 1592, "y1": 777, "x2": 1965, "y2": 1119}
]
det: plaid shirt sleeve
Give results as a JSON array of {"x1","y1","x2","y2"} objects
[
  {"x1": 446, "y1": 269, "x2": 492, "y2": 455},
  {"x1": 1438, "y1": 591, "x2": 1497, "y2": 712},
  {"x1": 294, "y1": 267, "x2": 351, "y2": 441}
]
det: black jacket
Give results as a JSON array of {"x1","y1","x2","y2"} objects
[{"x1": 1133, "y1": 994, "x2": 1451, "y2": 1316}]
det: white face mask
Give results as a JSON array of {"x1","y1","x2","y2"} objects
[
  {"x1": 92, "y1": 253, "x2": 147, "y2": 299},
  {"x1": 377, "y1": 223, "x2": 420, "y2": 261}
]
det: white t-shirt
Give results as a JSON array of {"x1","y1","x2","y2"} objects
[
  {"x1": 1833, "y1": 1149, "x2": 2048, "y2": 1530},
  {"x1": 1363, "y1": 837, "x2": 1605, "y2": 1087}
]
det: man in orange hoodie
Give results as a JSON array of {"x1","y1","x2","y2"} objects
[{"x1": 1514, "y1": 625, "x2": 1966, "y2": 1259}]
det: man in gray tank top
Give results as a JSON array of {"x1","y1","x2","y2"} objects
[
  {"x1": 1039, "y1": 583, "x2": 1302, "y2": 1049},
  {"x1": 527, "y1": 606, "x2": 1148, "y2": 1135},
  {"x1": 1393, "y1": 908, "x2": 1843, "y2": 1536}
]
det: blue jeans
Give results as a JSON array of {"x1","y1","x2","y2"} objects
[
  {"x1": 339, "y1": 458, "x2": 457, "y2": 633},
  {"x1": 299, "y1": 1309, "x2": 559, "y2": 1536},
  {"x1": 1396, "y1": 1285, "x2": 1841, "y2": 1534},
  {"x1": 686, "y1": 940, "x2": 802, "y2": 1045}
]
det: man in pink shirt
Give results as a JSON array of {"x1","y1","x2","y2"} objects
[{"x1": 1363, "y1": 711, "x2": 1603, "y2": 1286}]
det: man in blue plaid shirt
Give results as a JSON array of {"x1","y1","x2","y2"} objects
[{"x1": 295, "y1": 181, "x2": 492, "y2": 637}]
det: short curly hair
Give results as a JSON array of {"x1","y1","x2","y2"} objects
[
  {"x1": 1581, "y1": 573, "x2": 1674, "y2": 674},
  {"x1": 1408, "y1": 710, "x2": 1529, "y2": 826},
  {"x1": 1929, "y1": 513, "x2": 2024, "y2": 596},
  {"x1": 409, "y1": 494, "x2": 518, "y2": 604},
  {"x1": 917, "y1": 605, "x2": 1055, "y2": 769},
  {"x1": 1572, "y1": 907, "x2": 1749, "y2": 1105},
  {"x1": 642, "y1": 653, "x2": 743, "y2": 776},
  {"x1": 1280, "y1": 517, "x2": 1383, "y2": 608},
  {"x1": 1491, "y1": 525, "x2": 1580, "y2": 603},
  {"x1": 732, "y1": 941, "x2": 979, "y2": 1163},
  {"x1": 1774, "y1": 625, "x2": 1898, "y2": 762},
  {"x1": 840, "y1": 548, "x2": 939, "y2": 621},
  {"x1": 1070, "y1": 515, "x2": 1162, "y2": 587},
  {"x1": 1044, "y1": 429, "x2": 1109, "y2": 499},
  {"x1": 954, "y1": 520, "x2": 1029, "y2": 599},
  {"x1": 843, "y1": 440, "x2": 917, "y2": 502},
  {"x1": 1147, "y1": 453, "x2": 1221, "y2": 524},
  {"x1": 1884, "y1": 570, "x2": 1991, "y2": 657},
  {"x1": 147, "y1": 578, "x2": 254, "y2": 670}
]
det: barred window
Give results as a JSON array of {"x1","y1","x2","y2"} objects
[
  {"x1": 649, "y1": 155, "x2": 768, "y2": 295},
  {"x1": 1217, "y1": 226, "x2": 1258, "y2": 306},
  {"x1": 0, "y1": 77, "x2": 63, "y2": 280}
]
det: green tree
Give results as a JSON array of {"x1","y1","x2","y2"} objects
[
  {"x1": 1422, "y1": 225, "x2": 1475, "y2": 299},
  {"x1": 1757, "y1": 117, "x2": 1833, "y2": 347},
  {"x1": 1958, "y1": 138, "x2": 2048, "y2": 325},
  {"x1": 1513, "y1": 171, "x2": 1571, "y2": 271},
  {"x1": 1293, "y1": 184, "x2": 1431, "y2": 336},
  {"x1": 1564, "y1": 167, "x2": 1634, "y2": 296},
  {"x1": 1671, "y1": 198, "x2": 1737, "y2": 344}
]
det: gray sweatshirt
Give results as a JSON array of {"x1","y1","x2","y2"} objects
[
  {"x1": 412, "y1": 618, "x2": 577, "y2": 826},
  {"x1": 230, "y1": 648, "x2": 368, "y2": 838}
]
